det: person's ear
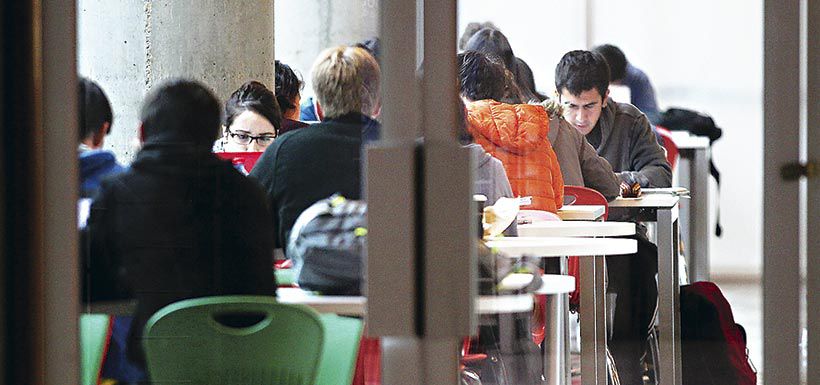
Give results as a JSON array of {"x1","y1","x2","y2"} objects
[
  {"x1": 138, "y1": 123, "x2": 146, "y2": 144},
  {"x1": 370, "y1": 101, "x2": 382, "y2": 120},
  {"x1": 602, "y1": 89, "x2": 610, "y2": 105},
  {"x1": 315, "y1": 100, "x2": 324, "y2": 121},
  {"x1": 92, "y1": 122, "x2": 110, "y2": 148}
]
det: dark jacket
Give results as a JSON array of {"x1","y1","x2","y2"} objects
[
  {"x1": 79, "y1": 149, "x2": 125, "y2": 198},
  {"x1": 83, "y1": 143, "x2": 276, "y2": 364},
  {"x1": 250, "y1": 112, "x2": 380, "y2": 251},
  {"x1": 588, "y1": 99, "x2": 672, "y2": 187},
  {"x1": 548, "y1": 117, "x2": 621, "y2": 200}
]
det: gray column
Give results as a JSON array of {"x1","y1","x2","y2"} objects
[
  {"x1": 78, "y1": 0, "x2": 274, "y2": 163},
  {"x1": 274, "y1": 0, "x2": 379, "y2": 98}
]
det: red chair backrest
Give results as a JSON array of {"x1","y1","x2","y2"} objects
[
  {"x1": 654, "y1": 126, "x2": 679, "y2": 170},
  {"x1": 563, "y1": 185, "x2": 608, "y2": 221}
]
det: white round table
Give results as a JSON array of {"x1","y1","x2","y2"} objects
[
  {"x1": 517, "y1": 221, "x2": 635, "y2": 238},
  {"x1": 485, "y1": 237, "x2": 637, "y2": 257}
]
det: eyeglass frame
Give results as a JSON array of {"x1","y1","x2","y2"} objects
[{"x1": 225, "y1": 127, "x2": 277, "y2": 147}]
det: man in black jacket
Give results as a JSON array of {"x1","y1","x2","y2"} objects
[
  {"x1": 83, "y1": 79, "x2": 276, "y2": 374},
  {"x1": 250, "y1": 46, "x2": 381, "y2": 253}
]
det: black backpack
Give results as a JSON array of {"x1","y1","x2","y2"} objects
[
  {"x1": 287, "y1": 195, "x2": 367, "y2": 295},
  {"x1": 658, "y1": 108, "x2": 724, "y2": 236}
]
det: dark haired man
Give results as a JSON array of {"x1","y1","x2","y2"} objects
[
  {"x1": 78, "y1": 77, "x2": 124, "y2": 198},
  {"x1": 555, "y1": 50, "x2": 671, "y2": 384},
  {"x1": 592, "y1": 44, "x2": 660, "y2": 122},
  {"x1": 555, "y1": 49, "x2": 671, "y2": 188},
  {"x1": 275, "y1": 60, "x2": 309, "y2": 135},
  {"x1": 84, "y1": 79, "x2": 275, "y2": 379}
]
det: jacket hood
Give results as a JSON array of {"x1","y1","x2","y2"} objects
[
  {"x1": 466, "y1": 100, "x2": 550, "y2": 155},
  {"x1": 79, "y1": 150, "x2": 122, "y2": 181}
]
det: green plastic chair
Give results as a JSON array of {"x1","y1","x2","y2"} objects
[
  {"x1": 143, "y1": 296, "x2": 324, "y2": 385},
  {"x1": 80, "y1": 314, "x2": 111, "y2": 385},
  {"x1": 316, "y1": 314, "x2": 364, "y2": 385}
]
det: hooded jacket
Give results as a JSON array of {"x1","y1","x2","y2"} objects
[
  {"x1": 79, "y1": 149, "x2": 125, "y2": 198},
  {"x1": 547, "y1": 117, "x2": 621, "y2": 200},
  {"x1": 466, "y1": 100, "x2": 563, "y2": 213}
]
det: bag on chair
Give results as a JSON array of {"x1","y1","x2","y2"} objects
[
  {"x1": 287, "y1": 194, "x2": 367, "y2": 295},
  {"x1": 680, "y1": 281, "x2": 757, "y2": 385}
]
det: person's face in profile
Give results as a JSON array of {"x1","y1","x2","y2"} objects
[
  {"x1": 559, "y1": 88, "x2": 608, "y2": 135},
  {"x1": 223, "y1": 110, "x2": 276, "y2": 152}
]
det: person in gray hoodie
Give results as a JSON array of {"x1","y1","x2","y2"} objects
[{"x1": 554, "y1": 50, "x2": 671, "y2": 188}]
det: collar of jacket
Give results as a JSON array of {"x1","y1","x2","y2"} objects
[
  {"x1": 324, "y1": 112, "x2": 381, "y2": 143},
  {"x1": 593, "y1": 98, "x2": 618, "y2": 149}
]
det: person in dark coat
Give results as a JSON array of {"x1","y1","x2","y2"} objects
[
  {"x1": 251, "y1": 46, "x2": 381, "y2": 254},
  {"x1": 77, "y1": 77, "x2": 124, "y2": 199},
  {"x1": 83, "y1": 79, "x2": 276, "y2": 377},
  {"x1": 274, "y1": 60, "x2": 310, "y2": 135}
]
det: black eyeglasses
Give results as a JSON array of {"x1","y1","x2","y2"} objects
[{"x1": 226, "y1": 129, "x2": 276, "y2": 147}]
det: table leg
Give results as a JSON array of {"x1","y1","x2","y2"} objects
[
  {"x1": 580, "y1": 255, "x2": 608, "y2": 385},
  {"x1": 544, "y1": 293, "x2": 569, "y2": 385},
  {"x1": 689, "y1": 147, "x2": 711, "y2": 282},
  {"x1": 657, "y1": 208, "x2": 682, "y2": 385}
]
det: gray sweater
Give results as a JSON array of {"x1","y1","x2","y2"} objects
[
  {"x1": 548, "y1": 117, "x2": 621, "y2": 200},
  {"x1": 587, "y1": 99, "x2": 672, "y2": 188},
  {"x1": 468, "y1": 144, "x2": 517, "y2": 236}
]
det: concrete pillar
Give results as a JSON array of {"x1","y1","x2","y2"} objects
[
  {"x1": 78, "y1": 0, "x2": 274, "y2": 163},
  {"x1": 274, "y1": 0, "x2": 379, "y2": 99}
]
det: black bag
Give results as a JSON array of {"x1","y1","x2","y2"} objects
[
  {"x1": 658, "y1": 108, "x2": 724, "y2": 236},
  {"x1": 287, "y1": 195, "x2": 367, "y2": 295}
]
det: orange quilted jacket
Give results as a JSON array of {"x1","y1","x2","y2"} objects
[{"x1": 466, "y1": 100, "x2": 563, "y2": 212}]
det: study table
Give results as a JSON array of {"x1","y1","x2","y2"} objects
[
  {"x1": 668, "y1": 131, "x2": 711, "y2": 282},
  {"x1": 486, "y1": 236, "x2": 637, "y2": 385},
  {"x1": 609, "y1": 194, "x2": 682, "y2": 385},
  {"x1": 556, "y1": 205, "x2": 606, "y2": 221}
]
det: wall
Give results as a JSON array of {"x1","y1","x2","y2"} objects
[
  {"x1": 77, "y1": 0, "x2": 275, "y2": 163},
  {"x1": 458, "y1": 0, "x2": 764, "y2": 276}
]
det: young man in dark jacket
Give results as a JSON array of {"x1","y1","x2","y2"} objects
[
  {"x1": 77, "y1": 77, "x2": 125, "y2": 199},
  {"x1": 83, "y1": 79, "x2": 276, "y2": 377},
  {"x1": 251, "y1": 46, "x2": 381, "y2": 253},
  {"x1": 555, "y1": 50, "x2": 671, "y2": 384},
  {"x1": 555, "y1": 50, "x2": 671, "y2": 189}
]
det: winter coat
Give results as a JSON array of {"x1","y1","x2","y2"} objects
[
  {"x1": 547, "y1": 117, "x2": 621, "y2": 200},
  {"x1": 466, "y1": 100, "x2": 563, "y2": 213}
]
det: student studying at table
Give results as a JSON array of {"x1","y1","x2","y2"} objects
[
  {"x1": 250, "y1": 46, "x2": 381, "y2": 254},
  {"x1": 214, "y1": 80, "x2": 282, "y2": 153},
  {"x1": 555, "y1": 49, "x2": 671, "y2": 384},
  {"x1": 83, "y1": 80, "x2": 276, "y2": 382},
  {"x1": 275, "y1": 60, "x2": 310, "y2": 135},
  {"x1": 555, "y1": 50, "x2": 672, "y2": 189}
]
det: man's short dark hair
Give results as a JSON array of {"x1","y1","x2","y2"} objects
[
  {"x1": 78, "y1": 77, "x2": 113, "y2": 142},
  {"x1": 274, "y1": 61, "x2": 303, "y2": 112},
  {"x1": 139, "y1": 79, "x2": 221, "y2": 146},
  {"x1": 554, "y1": 50, "x2": 611, "y2": 99},
  {"x1": 225, "y1": 80, "x2": 282, "y2": 133},
  {"x1": 458, "y1": 50, "x2": 507, "y2": 101},
  {"x1": 592, "y1": 44, "x2": 627, "y2": 82},
  {"x1": 354, "y1": 37, "x2": 381, "y2": 62}
]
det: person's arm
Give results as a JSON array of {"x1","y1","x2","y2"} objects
[
  {"x1": 248, "y1": 141, "x2": 282, "y2": 249},
  {"x1": 492, "y1": 159, "x2": 518, "y2": 236},
  {"x1": 577, "y1": 132, "x2": 622, "y2": 200},
  {"x1": 620, "y1": 114, "x2": 672, "y2": 187}
]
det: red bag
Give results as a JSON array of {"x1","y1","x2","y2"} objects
[{"x1": 680, "y1": 281, "x2": 757, "y2": 385}]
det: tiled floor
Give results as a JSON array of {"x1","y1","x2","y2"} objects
[{"x1": 713, "y1": 277, "x2": 764, "y2": 384}]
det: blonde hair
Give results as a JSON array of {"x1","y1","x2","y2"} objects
[{"x1": 311, "y1": 46, "x2": 381, "y2": 119}]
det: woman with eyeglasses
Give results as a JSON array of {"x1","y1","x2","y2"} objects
[{"x1": 218, "y1": 80, "x2": 282, "y2": 152}]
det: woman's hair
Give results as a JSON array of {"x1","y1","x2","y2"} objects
[
  {"x1": 457, "y1": 50, "x2": 507, "y2": 102},
  {"x1": 463, "y1": 28, "x2": 517, "y2": 76},
  {"x1": 514, "y1": 57, "x2": 546, "y2": 102},
  {"x1": 224, "y1": 81, "x2": 283, "y2": 134},
  {"x1": 458, "y1": 21, "x2": 498, "y2": 51},
  {"x1": 274, "y1": 60, "x2": 303, "y2": 112},
  {"x1": 311, "y1": 46, "x2": 381, "y2": 119},
  {"x1": 78, "y1": 77, "x2": 113, "y2": 141}
]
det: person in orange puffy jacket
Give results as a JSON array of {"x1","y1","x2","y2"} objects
[{"x1": 458, "y1": 50, "x2": 564, "y2": 213}]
